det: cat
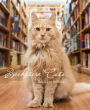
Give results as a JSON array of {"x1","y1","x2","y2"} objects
[{"x1": 25, "y1": 13, "x2": 90, "y2": 108}]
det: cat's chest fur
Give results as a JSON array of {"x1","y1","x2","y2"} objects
[{"x1": 29, "y1": 46, "x2": 62, "y2": 73}]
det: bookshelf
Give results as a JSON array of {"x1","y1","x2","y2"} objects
[
  {"x1": 62, "y1": 0, "x2": 90, "y2": 74},
  {"x1": 0, "y1": 0, "x2": 28, "y2": 74}
]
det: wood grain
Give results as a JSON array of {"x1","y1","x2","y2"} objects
[{"x1": 0, "y1": 69, "x2": 90, "y2": 110}]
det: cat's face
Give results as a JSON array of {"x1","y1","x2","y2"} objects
[{"x1": 30, "y1": 13, "x2": 59, "y2": 44}]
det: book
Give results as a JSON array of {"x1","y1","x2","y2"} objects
[
  {"x1": 69, "y1": 3, "x2": 72, "y2": 14},
  {"x1": 81, "y1": 33, "x2": 90, "y2": 48},
  {"x1": 0, "y1": 31, "x2": 7, "y2": 48},
  {"x1": 85, "y1": 11, "x2": 89, "y2": 26},
  {"x1": 69, "y1": 34, "x2": 80, "y2": 52},
  {"x1": 83, "y1": 53, "x2": 87, "y2": 68},
  {"x1": 10, "y1": 51, "x2": 18, "y2": 66},
  {"x1": 71, "y1": 55, "x2": 80, "y2": 65},
  {"x1": 83, "y1": 52, "x2": 90, "y2": 68},
  {"x1": 0, "y1": 52, "x2": 7, "y2": 67},
  {"x1": 0, "y1": 9, "x2": 7, "y2": 26},
  {"x1": 88, "y1": 53, "x2": 90, "y2": 68},
  {"x1": 77, "y1": 20, "x2": 80, "y2": 32},
  {"x1": 10, "y1": 38, "x2": 20, "y2": 52}
]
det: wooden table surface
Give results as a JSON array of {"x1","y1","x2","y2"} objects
[{"x1": 0, "y1": 69, "x2": 90, "y2": 110}]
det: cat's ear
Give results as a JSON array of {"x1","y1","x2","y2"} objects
[
  {"x1": 32, "y1": 13, "x2": 37, "y2": 22},
  {"x1": 50, "y1": 13, "x2": 56, "y2": 24}
]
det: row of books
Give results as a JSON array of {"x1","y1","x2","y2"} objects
[
  {"x1": 64, "y1": 0, "x2": 90, "y2": 31},
  {"x1": 84, "y1": 7, "x2": 90, "y2": 27},
  {"x1": 0, "y1": 52, "x2": 7, "y2": 67},
  {"x1": 81, "y1": 33, "x2": 90, "y2": 48},
  {"x1": 0, "y1": 51, "x2": 26, "y2": 67},
  {"x1": 68, "y1": 35, "x2": 80, "y2": 52},
  {"x1": 65, "y1": 16, "x2": 80, "y2": 33},
  {"x1": 83, "y1": 52, "x2": 90, "y2": 68},
  {"x1": 68, "y1": 0, "x2": 80, "y2": 22},
  {"x1": 65, "y1": 0, "x2": 80, "y2": 22},
  {"x1": 70, "y1": 20, "x2": 80, "y2": 37},
  {"x1": 71, "y1": 55, "x2": 80, "y2": 65},
  {"x1": 0, "y1": 31, "x2": 7, "y2": 48},
  {"x1": 73, "y1": 0, "x2": 80, "y2": 20},
  {"x1": 11, "y1": 40, "x2": 21, "y2": 52},
  {"x1": 0, "y1": 9, "x2": 7, "y2": 26}
]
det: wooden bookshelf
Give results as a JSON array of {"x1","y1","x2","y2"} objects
[
  {"x1": 0, "y1": 2, "x2": 10, "y2": 15},
  {"x1": 0, "y1": 23, "x2": 9, "y2": 32},
  {"x1": 0, "y1": 0, "x2": 28, "y2": 74},
  {"x1": 63, "y1": 0, "x2": 90, "y2": 74}
]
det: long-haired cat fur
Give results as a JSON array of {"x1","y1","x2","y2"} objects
[{"x1": 25, "y1": 13, "x2": 90, "y2": 108}]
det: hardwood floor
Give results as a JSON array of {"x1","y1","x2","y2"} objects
[{"x1": 0, "y1": 69, "x2": 90, "y2": 110}]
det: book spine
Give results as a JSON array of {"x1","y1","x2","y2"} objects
[{"x1": 88, "y1": 53, "x2": 90, "y2": 68}]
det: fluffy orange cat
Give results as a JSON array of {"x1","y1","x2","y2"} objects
[{"x1": 25, "y1": 13, "x2": 90, "y2": 108}]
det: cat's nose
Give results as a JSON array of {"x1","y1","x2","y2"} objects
[{"x1": 41, "y1": 34, "x2": 45, "y2": 38}]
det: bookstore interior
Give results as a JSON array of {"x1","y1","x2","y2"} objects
[{"x1": 0, "y1": 0, "x2": 90, "y2": 109}]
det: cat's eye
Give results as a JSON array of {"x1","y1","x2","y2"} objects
[
  {"x1": 36, "y1": 27, "x2": 40, "y2": 31},
  {"x1": 46, "y1": 28, "x2": 51, "y2": 31}
]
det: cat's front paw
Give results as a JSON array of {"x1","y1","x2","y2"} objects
[
  {"x1": 43, "y1": 101, "x2": 53, "y2": 108},
  {"x1": 27, "y1": 99, "x2": 41, "y2": 108}
]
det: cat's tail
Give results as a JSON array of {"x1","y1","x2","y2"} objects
[{"x1": 71, "y1": 83, "x2": 90, "y2": 95}]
